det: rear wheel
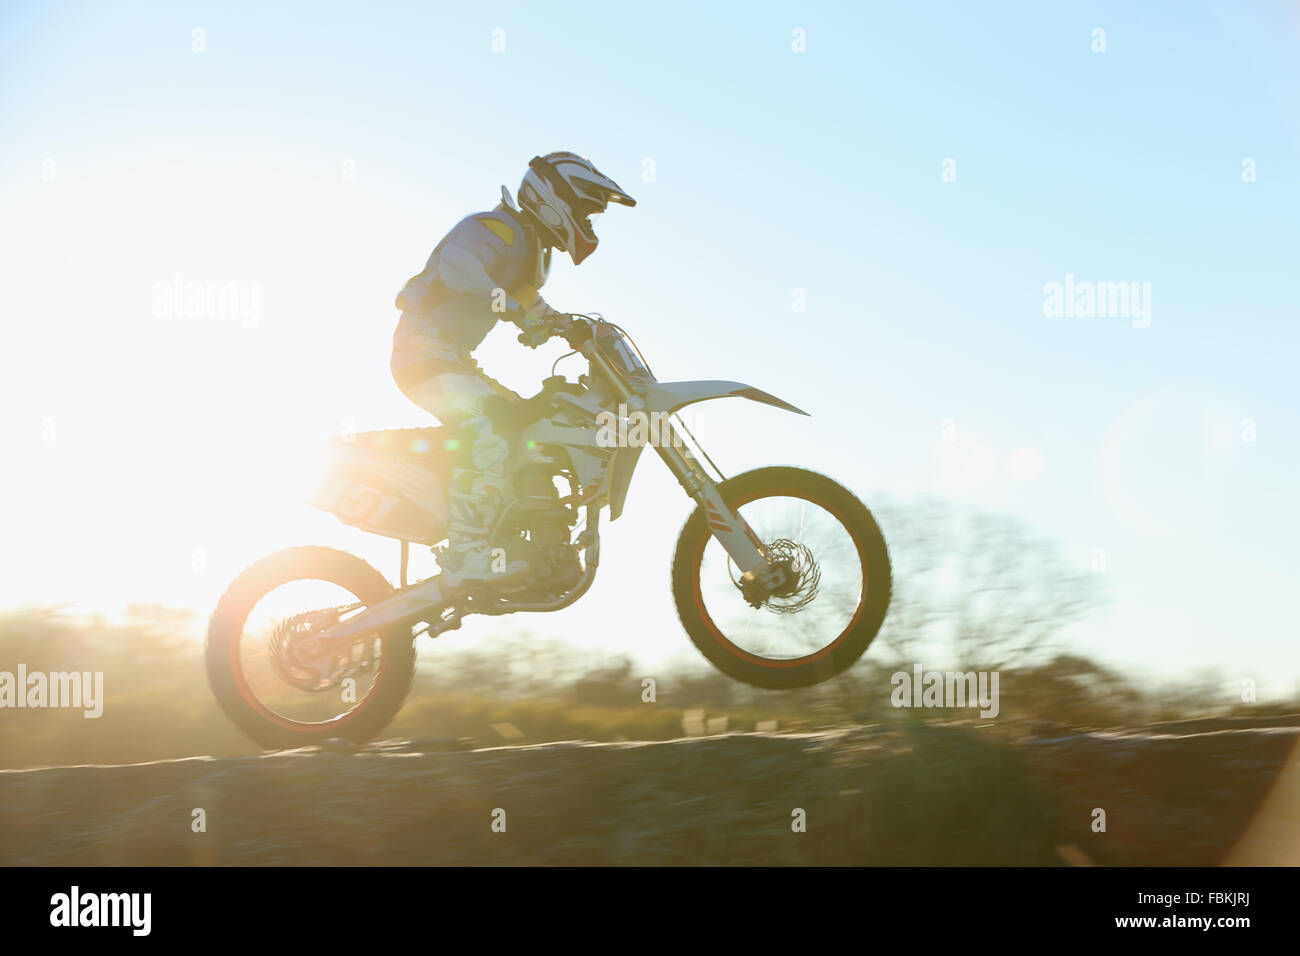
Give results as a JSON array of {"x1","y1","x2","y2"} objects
[
  {"x1": 205, "y1": 546, "x2": 416, "y2": 749},
  {"x1": 671, "y1": 467, "x2": 891, "y2": 690}
]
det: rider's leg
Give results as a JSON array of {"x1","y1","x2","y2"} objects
[{"x1": 391, "y1": 348, "x2": 528, "y2": 587}]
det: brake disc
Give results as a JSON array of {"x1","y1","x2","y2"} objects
[{"x1": 730, "y1": 538, "x2": 821, "y2": 613}]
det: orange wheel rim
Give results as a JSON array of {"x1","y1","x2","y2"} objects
[{"x1": 690, "y1": 488, "x2": 869, "y2": 668}]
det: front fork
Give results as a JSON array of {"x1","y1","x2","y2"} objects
[
  {"x1": 650, "y1": 417, "x2": 781, "y2": 602},
  {"x1": 578, "y1": 340, "x2": 775, "y2": 587}
]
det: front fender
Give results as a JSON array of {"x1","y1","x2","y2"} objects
[
  {"x1": 603, "y1": 381, "x2": 806, "y2": 521},
  {"x1": 640, "y1": 380, "x2": 809, "y2": 417}
]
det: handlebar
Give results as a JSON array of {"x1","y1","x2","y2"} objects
[
  {"x1": 556, "y1": 314, "x2": 594, "y2": 349},
  {"x1": 517, "y1": 313, "x2": 594, "y2": 350}
]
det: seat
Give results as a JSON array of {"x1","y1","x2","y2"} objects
[{"x1": 335, "y1": 427, "x2": 458, "y2": 458}]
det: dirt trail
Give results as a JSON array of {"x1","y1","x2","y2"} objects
[{"x1": 2, "y1": 720, "x2": 1295, "y2": 865}]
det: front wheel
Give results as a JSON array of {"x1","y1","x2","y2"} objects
[{"x1": 672, "y1": 467, "x2": 891, "y2": 690}]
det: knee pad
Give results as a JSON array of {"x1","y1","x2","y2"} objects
[{"x1": 463, "y1": 415, "x2": 510, "y2": 474}]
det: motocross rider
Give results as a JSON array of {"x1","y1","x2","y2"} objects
[{"x1": 390, "y1": 152, "x2": 636, "y2": 589}]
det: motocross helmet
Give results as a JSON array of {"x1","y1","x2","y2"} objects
[{"x1": 515, "y1": 152, "x2": 636, "y2": 265}]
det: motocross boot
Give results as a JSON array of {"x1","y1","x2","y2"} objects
[{"x1": 437, "y1": 469, "x2": 529, "y2": 591}]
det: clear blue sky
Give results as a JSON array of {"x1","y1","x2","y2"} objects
[{"x1": 2, "y1": 1, "x2": 1298, "y2": 693}]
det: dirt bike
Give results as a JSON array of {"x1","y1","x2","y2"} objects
[{"x1": 206, "y1": 314, "x2": 891, "y2": 748}]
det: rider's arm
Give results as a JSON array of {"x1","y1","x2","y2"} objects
[
  {"x1": 413, "y1": 216, "x2": 566, "y2": 343},
  {"x1": 441, "y1": 222, "x2": 569, "y2": 340},
  {"x1": 510, "y1": 293, "x2": 560, "y2": 335},
  {"x1": 437, "y1": 234, "x2": 522, "y2": 312},
  {"x1": 395, "y1": 216, "x2": 513, "y2": 315}
]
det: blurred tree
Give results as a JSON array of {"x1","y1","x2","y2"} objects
[
  {"x1": 570, "y1": 654, "x2": 637, "y2": 707},
  {"x1": 872, "y1": 499, "x2": 1104, "y2": 670},
  {"x1": 1000, "y1": 654, "x2": 1143, "y2": 726}
]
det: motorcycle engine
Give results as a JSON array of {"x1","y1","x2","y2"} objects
[{"x1": 495, "y1": 463, "x2": 582, "y2": 592}]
